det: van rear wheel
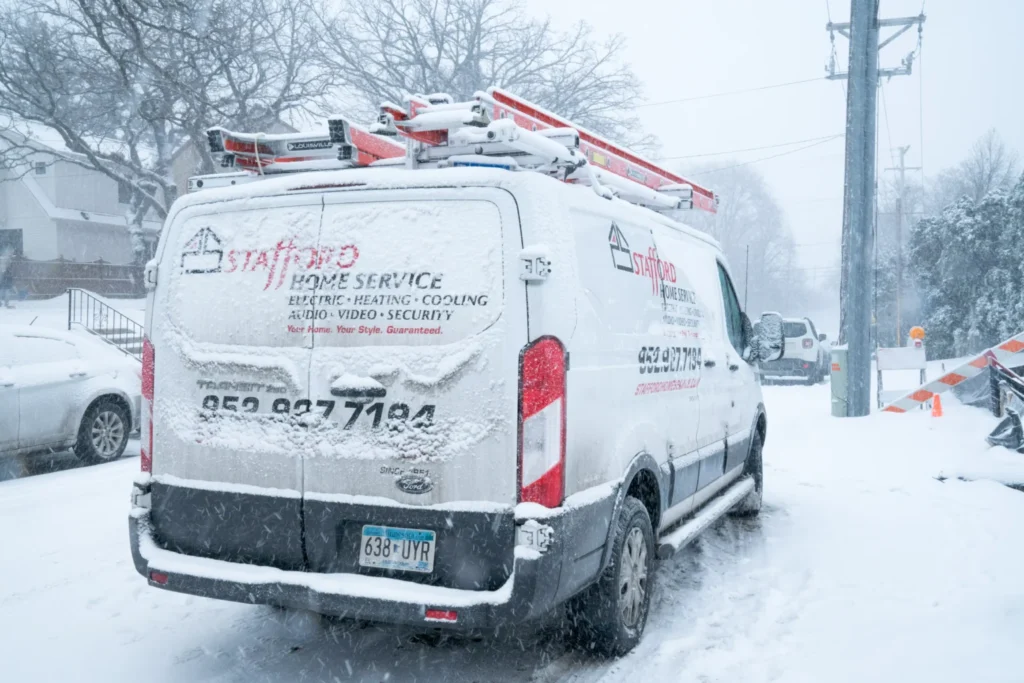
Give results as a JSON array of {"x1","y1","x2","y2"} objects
[{"x1": 567, "y1": 496, "x2": 654, "y2": 657}]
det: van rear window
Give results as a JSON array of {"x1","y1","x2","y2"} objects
[
  {"x1": 783, "y1": 322, "x2": 808, "y2": 338},
  {"x1": 164, "y1": 199, "x2": 503, "y2": 347}
]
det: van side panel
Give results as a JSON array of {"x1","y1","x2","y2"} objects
[
  {"x1": 663, "y1": 237, "x2": 732, "y2": 497},
  {"x1": 559, "y1": 190, "x2": 721, "y2": 531}
]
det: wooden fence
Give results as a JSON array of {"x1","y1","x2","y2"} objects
[{"x1": 8, "y1": 257, "x2": 144, "y2": 299}]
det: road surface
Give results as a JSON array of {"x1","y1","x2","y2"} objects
[{"x1": 2, "y1": 384, "x2": 1023, "y2": 682}]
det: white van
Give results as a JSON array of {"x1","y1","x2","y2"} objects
[{"x1": 128, "y1": 162, "x2": 784, "y2": 655}]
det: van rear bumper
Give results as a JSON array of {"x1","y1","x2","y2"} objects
[{"x1": 129, "y1": 488, "x2": 616, "y2": 630}]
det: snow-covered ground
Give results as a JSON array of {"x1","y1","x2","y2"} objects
[
  {"x1": 0, "y1": 293, "x2": 145, "y2": 332},
  {"x1": 1, "y1": 384, "x2": 1023, "y2": 682}
]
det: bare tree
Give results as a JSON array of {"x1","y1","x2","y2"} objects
[
  {"x1": 929, "y1": 129, "x2": 1019, "y2": 210},
  {"x1": 0, "y1": 0, "x2": 334, "y2": 260},
  {"x1": 316, "y1": 0, "x2": 653, "y2": 149},
  {"x1": 681, "y1": 163, "x2": 823, "y2": 318}
]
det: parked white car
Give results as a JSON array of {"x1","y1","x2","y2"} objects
[
  {"x1": 759, "y1": 316, "x2": 830, "y2": 384},
  {"x1": 0, "y1": 325, "x2": 140, "y2": 463}
]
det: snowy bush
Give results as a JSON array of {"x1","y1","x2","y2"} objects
[{"x1": 908, "y1": 173, "x2": 1024, "y2": 358}]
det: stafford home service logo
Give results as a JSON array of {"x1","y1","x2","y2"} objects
[
  {"x1": 180, "y1": 227, "x2": 223, "y2": 274},
  {"x1": 608, "y1": 222, "x2": 634, "y2": 272},
  {"x1": 180, "y1": 228, "x2": 361, "y2": 290},
  {"x1": 608, "y1": 222, "x2": 679, "y2": 295}
]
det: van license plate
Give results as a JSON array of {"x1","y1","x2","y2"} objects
[{"x1": 359, "y1": 525, "x2": 436, "y2": 573}]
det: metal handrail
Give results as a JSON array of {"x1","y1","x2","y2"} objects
[{"x1": 67, "y1": 288, "x2": 144, "y2": 362}]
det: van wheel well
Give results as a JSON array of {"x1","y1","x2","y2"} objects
[
  {"x1": 756, "y1": 413, "x2": 767, "y2": 445},
  {"x1": 626, "y1": 469, "x2": 660, "y2": 532},
  {"x1": 88, "y1": 394, "x2": 133, "y2": 432}
]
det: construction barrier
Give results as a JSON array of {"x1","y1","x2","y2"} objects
[
  {"x1": 882, "y1": 330, "x2": 1024, "y2": 413},
  {"x1": 876, "y1": 344, "x2": 927, "y2": 409}
]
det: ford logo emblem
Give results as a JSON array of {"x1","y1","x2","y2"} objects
[{"x1": 395, "y1": 473, "x2": 433, "y2": 495}]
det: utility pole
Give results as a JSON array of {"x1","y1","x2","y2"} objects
[
  {"x1": 885, "y1": 145, "x2": 921, "y2": 346},
  {"x1": 826, "y1": 4, "x2": 925, "y2": 417}
]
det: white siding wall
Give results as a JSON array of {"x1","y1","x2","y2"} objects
[
  {"x1": 30, "y1": 156, "x2": 58, "y2": 205},
  {"x1": 0, "y1": 172, "x2": 58, "y2": 260},
  {"x1": 55, "y1": 220, "x2": 134, "y2": 264},
  {"x1": 171, "y1": 144, "x2": 201, "y2": 200},
  {"x1": 53, "y1": 159, "x2": 124, "y2": 214}
]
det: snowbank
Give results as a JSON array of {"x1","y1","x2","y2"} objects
[{"x1": 0, "y1": 292, "x2": 144, "y2": 333}]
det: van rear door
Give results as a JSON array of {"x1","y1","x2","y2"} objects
[
  {"x1": 149, "y1": 195, "x2": 323, "y2": 570},
  {"x1": 301, "y1": 188, "x2": 525, "y2": 583}
]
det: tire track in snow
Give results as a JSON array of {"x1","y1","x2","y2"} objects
[{"x1": 529, "y1": 503, "x2": 812, "y2": 683}]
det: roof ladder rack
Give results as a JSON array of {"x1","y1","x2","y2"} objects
[
  {"x1": 188, "y1": 87, "x2": 717, "y2": 216},
  {"x1": 376, "y1": 88, "x2": 717, "y2": 213}
]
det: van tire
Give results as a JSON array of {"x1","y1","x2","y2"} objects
[
  {"x1": 74, "y1": 398, "x2": 129, "y2": 464},
  {"x1": 731, "y1": 430, "x2": 763, "y2": 517},
  {"x1": 566, "y1": 496, "x2": 654, "y2": 657}
]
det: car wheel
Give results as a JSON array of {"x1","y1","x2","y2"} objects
[
  {"x1": 731, "y1": 430, "x2": 763, "y2": 517},
  {"x1": 567, "y1": 496, "x2": 654, "y2": 657},
  {"x1": 74, "y1": 398, "x2": 129, "y2": 464}
]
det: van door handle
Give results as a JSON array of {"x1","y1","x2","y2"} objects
[
  {"x1": 69, "y1": 371, "x2": 88, "y2": 378},
  {"x1": 0, "y1": 382, "x2": 13, "y2": 388},
  {"x1": 703, "y1": 360, "x2": 716, "y2": 368}
]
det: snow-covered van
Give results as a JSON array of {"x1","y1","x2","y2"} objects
[{"x1": 129, "y1": 95, "x2": 784, "y2": 655}]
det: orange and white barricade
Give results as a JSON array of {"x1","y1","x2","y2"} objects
[{"x1": 883, "y1": 331, "x2": 1024, "y2": 413}]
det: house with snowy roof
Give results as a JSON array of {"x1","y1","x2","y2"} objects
[{"x1": 0, "y1": 124, "x2": 162, "y2": 266}]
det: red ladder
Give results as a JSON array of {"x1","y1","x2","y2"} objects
[
  {"x1": 381, "y1": 88, "x2": 716, "y2": 213},
  {"x1": 483, "y1": 88, "x2": 716, "y2": 213}
]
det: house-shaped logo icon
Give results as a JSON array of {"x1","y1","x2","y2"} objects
[
  {"x1": 181, "y1": 227, "x2": 223, "y2": 274},
  {"x1": 608, "y1": 222, "x2": 633, "y2": 272}
]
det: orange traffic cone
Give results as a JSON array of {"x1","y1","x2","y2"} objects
[{"x1": 931, "y1": 394, "x2": 943, "y2": 417}]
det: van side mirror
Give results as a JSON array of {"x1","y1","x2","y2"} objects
[
  {"x1": 741, "y1": 314, "x2": 756, "y2": 363},
  {"x1": 818, "y1": 333, "x2": 827, "y2": 342},
  {"x1": 757, "y1": 312, "x2": 785, "y2": 362}
]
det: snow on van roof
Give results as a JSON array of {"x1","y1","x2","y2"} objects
[{"x1": 169, "y1": 166, "x2": 722, "y2": 251}]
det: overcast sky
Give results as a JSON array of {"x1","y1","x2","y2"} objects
[{"x1": 525, "y1": 0, "x2": 1024, "y2": 284}]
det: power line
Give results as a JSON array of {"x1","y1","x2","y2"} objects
[
  {"x1": 792, "y1": 197, "x2": 844, "y2": 204},
  {"x1": 692, "y1": 135, "x2": 845, "y2": 175},
  {"x1": 879, "y1": 84, "x2": 897, "y2": 171},
  {"x1": 656, "y1": 134, "x2": 843, "y2": 161},
  {"x1": 792, "y1": 241, "x2": 842, "y2": 247},
  {"x1": 635, "y1": 77, "x2": 825, "y2": 109},
  {"x1": 791, "y1": 265, "x2": 841, "y2": 272}
]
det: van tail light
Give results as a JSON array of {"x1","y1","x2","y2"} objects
[
  {"x1": 424, "y1": 608, "x2": 457, "y2": 623},
  {"x1": 518, "y1": 337, "x2": 566, "y2": 508},
  {"x1": 141, "y1": 337, "x2": 154, "y2": 473},
  {"x1": 802, "y1": 339, "x2": 814, "y2": 349}
]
